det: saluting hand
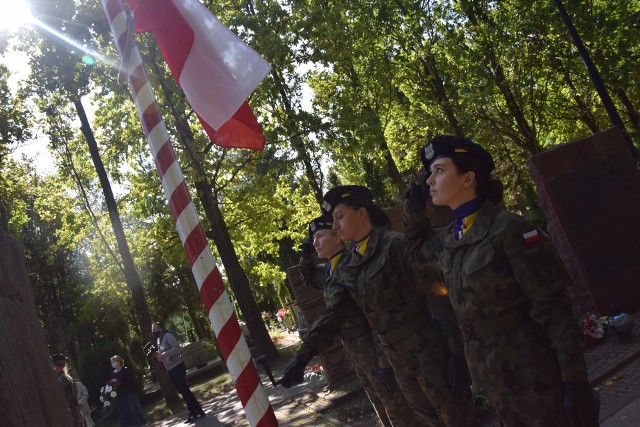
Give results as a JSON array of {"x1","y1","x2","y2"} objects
[
  {"x1": 300, "y1": 241, "x2": 314, "y2": 259},
  {"x1": 404, "y1": 168, "x2": 430, "y2": 212}
]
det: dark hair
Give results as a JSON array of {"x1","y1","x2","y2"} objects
[
  {"x1": 340, "y1": 196, "x2": 390, "y2": 228},
  {"x1": 451, "y1": 157, "x2": 504, "y2": 204},
  {"x1": 153, "y1": 322, "x2": 165, "y2": 332}
]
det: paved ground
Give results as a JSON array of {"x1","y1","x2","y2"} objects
[
  {"x1": 144, "y1": 334, "x2": 359, "y2": 426},
  {"x1": 588, "y1": 311, "x2": 640, "y2": 426},
  {"x1": 114, "y1": 312, "x2": 640, "y2": 427},
  {"x1": 149, "y1": 382, "x2": 351, "y2": 426}
]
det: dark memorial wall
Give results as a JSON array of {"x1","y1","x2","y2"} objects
[{"x1": 529, "y1": 127, "x2": 640, "y2": 315}]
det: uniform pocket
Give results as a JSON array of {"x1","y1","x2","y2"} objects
[
  {"x1": 366, "y1": 261, "x2": 385, "y2": 282},
  {"x1": 462, "y1": 241, "x2": 495, "y2": 278}
]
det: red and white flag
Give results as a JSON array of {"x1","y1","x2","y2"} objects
[
  {"x1": 128, "y1": 0, "x2": 271, "y2": 150},
  {"x1": 522, "y1": 229, "x2": 541, "y2": 244}
]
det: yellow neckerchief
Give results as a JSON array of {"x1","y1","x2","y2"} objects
[
  {"x1": 460, "y1": 211, "x2": 479, "y2": 237},
  {"x1": 354, "y1": 235, "x2": 371, "y2": 256},
  {"x1": 329, "y1": 252, "x2": 343, "y2": 274}
]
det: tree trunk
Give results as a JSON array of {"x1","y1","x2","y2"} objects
[
  {"x1": 271, "y1": 68, "x2": 324, "y2": 204},
  {"x1": 563, "y1": 70, "x2": 600, "y2": 133},
  {"x1": 394, "y1": 0, "x2": 466, "y2": 138},
  {"x1": 344, "y1": 66, "x2": 406, "y2": 196},
  {"x1": 73, "y1": 98, "x2": 180, "y2": 404},
  {"x1": 553, "y1": 0, "x2": 636, "y2": 157},
  {"x1": 195, "y1": 180, "x2": 279, "y2": 359},
  {"x1": 420, "y1": 58, "x2": 466, "y2": 138},
  {"x1": 458, "y1": 0, "x2": 540, "y2": 155},
  {"x1": 0, "y1": 228, "x2": 73, "y2": 426},
  {"x1": 617, "y1": 88, "x2": 640, "y2": 131},
  {"x1": 380, "y1": 138, "x2": 406, "y2": 196}
]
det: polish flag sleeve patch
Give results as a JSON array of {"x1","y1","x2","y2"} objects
[{"x1": 522, "y1": 230, "x2": 541, "y2": 244}]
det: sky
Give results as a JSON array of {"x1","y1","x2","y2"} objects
[
  {"x1": 2, "y1": 0, "x2": 317, "y2": 178},
  {"x1": 1, "y1": 6, "x2": 99, "y2": 177},
  {"x1": 2, "y1": 0, "x2": 57, "y2": 174},
  {"x1": 2, "y1": 45, "x2": 58, "y2": 173}
]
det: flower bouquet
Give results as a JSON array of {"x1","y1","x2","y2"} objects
[
  {"x1": 276, "y1": 308, "x2": 290, "y2": 322},
  {"x1": 99, "y1": 383, "x2": 118, "y2": 407},
  {"x1": 304, "y1": 363, "x2": 324, "y2": 382},
  {"x1": 277, "y1": 308, "x2": 294, "y2": 331},
  {"x1": 580, "y1": 312, "x2": 608, "y2": 346}
]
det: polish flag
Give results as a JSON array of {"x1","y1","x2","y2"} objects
[
  {"x1": 522, "y1": 230, "x2": 541, "y2": 244},
  {"x1": 128, "y1": 0, "x2": 271, "y2": 150}
]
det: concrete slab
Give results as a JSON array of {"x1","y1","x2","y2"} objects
[{"x1": 601, "y1": 395, "x2": 640, "y2": 427}]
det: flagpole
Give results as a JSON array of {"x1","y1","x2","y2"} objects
[{"x1": 101, "y1": 1, "x2": 278, "y2": 425}]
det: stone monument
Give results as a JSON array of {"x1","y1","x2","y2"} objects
[
  {"x1": 528, "y1": 127, "x2": 640, "y2": 315},
  {"x1": 0, "y1": 228, "x2": 73, "y2": 426}
]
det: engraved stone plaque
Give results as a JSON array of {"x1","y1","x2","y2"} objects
[{"x1": 529, "y1": 127, "x2": 640, "y2": 314}]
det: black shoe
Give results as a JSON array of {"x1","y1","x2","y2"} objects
[
  {"x1": 192, "y1": 412, "x2": 206, "y2": 421},
  {"x1": 186, "y1": 414, "x2": 196, "y2": 423}
]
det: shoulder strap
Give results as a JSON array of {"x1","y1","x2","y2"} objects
[
  {"x1": 71, "y1": 379, "x2": 79, "y2": 399},
  {"x1": 159, "y1": 332, "x2": 168, "y2": 347}
]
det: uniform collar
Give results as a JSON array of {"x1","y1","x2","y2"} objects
[
  {"x1": 445, "y1": 200, "x2": 501, "y2": 247},
  {"x1": 328, "y1": 250, "x2": 344, "y2": 274},
  {"x1": 351, "y1": 227, "x2": 382, "y2": 263}
]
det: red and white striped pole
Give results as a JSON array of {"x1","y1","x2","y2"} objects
[{"x1": 101, "y1": 1, "x2": 277, "y2": 425}]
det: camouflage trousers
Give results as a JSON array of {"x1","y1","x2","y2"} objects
[
  {"x1": 343, "y1": 334, "x2": 421, "y2": 427},
  {"x1": 486, "y1": 382, "x2": 568, "y2": 427},
  {"x1": 465, "y1": 327, "x2": 571, "y2": 427},
  {"x1": 381, "y1": 327, "x2": 479, "y2": 427}
]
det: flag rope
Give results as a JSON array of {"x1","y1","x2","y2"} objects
[{"x1": 101, "y1": 1, "x2": 278, "y2": 425}]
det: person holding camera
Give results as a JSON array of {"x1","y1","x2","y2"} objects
[{"x1": 151, "y1": 322, "x2": 206, "y2": 423}]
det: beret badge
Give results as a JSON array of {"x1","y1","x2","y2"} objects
[{"x1": 423, "y1": 143, "x2": 435, "y2": 160}]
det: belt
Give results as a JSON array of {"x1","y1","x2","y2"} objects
[
  {"x1": 378, "y1": 316, "x2": 426, "y2": 347},
  {"x1": 340, "y1": 324, "x2": 371, "y2": 341},
  {"x1": 460, "y1": 307, "x2": 530, "y2": 340}
]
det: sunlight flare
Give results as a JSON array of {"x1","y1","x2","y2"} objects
[{"x1": 0, "y1": 0, "x2": 33, "y2": 31}]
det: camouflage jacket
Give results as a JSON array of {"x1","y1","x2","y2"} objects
[
  {"x1": 299, "y1": 253, "x2": 371, "y2": 336},
  {"x1": 340, "y1": 227, "x2": 435, "y2": 334},
  {"x1": 299, "y1": 253, "x2": 389, "y2": 367},
  {"x1": 297, "y1": 227, "x2": 453, "y2": 361},
  {"x1": 404, "y1": 200, "x2": 587, "y2": 384}
]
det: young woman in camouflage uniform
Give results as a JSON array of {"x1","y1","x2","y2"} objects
[
  {"x1": 299, "y1": 215, "x2": 420, "y2": 427},
  {"x1": 280, "y1": 186, "x2": 477, "y2": 427},
  {"x1": 404, "y1": 135, "x2": 599, "y2": 427}
]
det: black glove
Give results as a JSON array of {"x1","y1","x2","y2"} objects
[
  {"x1": 300, "y1": 241, "x2": 314, "y2": 259},
  {"x1": 563, "y1": 380, "x2": 600, "y2": 427},
  {"x1": 404, "y1": 169, "x2": 430, "y2": 212},
  {"x1": 447, "y1": 353, "x2": 471, "y2": 395},
  {"x1": 279, "y1": 356, "x2": 306, "y2": 388},
  {"x1": 373, "y1": 367, "x2": 396, "y2": 393}
]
